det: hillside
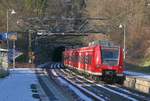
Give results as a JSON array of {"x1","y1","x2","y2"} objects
[{"x1": 0, "y1": 0, "x2": 149, "y2": 67}]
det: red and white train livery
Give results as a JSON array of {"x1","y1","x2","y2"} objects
[{"x1": 63, "y1": 41, "x2": 124, "y2": 83}]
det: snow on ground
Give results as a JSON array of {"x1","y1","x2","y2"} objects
[
  {"x1": 124, "y1": 71, "x2": 150, "y2": 80},
  {"x1": 37, "y1": 62, "x2": 50, "y2": 68},
  {"x1": 0, "y1": 68, "x2": 39, "y2": 101}
]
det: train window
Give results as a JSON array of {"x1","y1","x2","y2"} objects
[
  {"x1": 69, "y1": 56, "x2": 72, "y2": 61},
  {"x1": 66, "y1": 56, "x2": 69, "y2": 60},
  {"x1": 71, "y1": 56, "x2": 74, "y2": 61},
  {"x1": 74, "y1": 55, "x2": 79, "y2": 62},
  {"x1": 70, "y1": 55, "x2": 78, "y2": 62},
  {"x1": 102, "y1": 49, "x2": 118, "y2": 59},
  {"x1": 88, "y1": 55, "x2": 92, "y2": 64},
  {"x1": 101, "y1": 48, "x2": 119, "y2": 66},
  {"x1": 84, "y1": 56, "x2": 88, "y2": 64},
  {"x1": 84, "y1": 55, "x2": 92, "y2": 64},
  {"x1": 74, "y1": 52, "x2": 79, "y2": 62},
  {"x1": 79, "y1": 56, "x2": 81, "y2": 62},
  {"x1": 79, "y1": 55, "x2": 84, "y2": 63},
  {"x1": 63, "y1": 55, "x2": 65, "y2": 59},
  {"x1": 64, "y1": 55, "x2": 69, "y2": 60},
  {"x1": 72, "y1": 55, "x2": 76, "y2": 62}
]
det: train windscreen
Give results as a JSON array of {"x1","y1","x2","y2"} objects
[{"x1": 102, "y1": 48, "x2": 119, "y2": 66}]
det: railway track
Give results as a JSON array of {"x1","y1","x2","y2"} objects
[
  {"x1": 47, "y1": 68, "x2": 104, "y2": 101},
  {"x1": 46, "y1": 63, "x2": 150, "y2": 101}
]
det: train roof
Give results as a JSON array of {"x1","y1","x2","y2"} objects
[
  {"x1": 89, "y1": 40, "x2": 119, "y2": 47},
  {"x1": 64, "y1": 40, "x2": 120, "y2": 53},
  {"x1": 64, "y1": 44, "x2": 120, "y2": 52}
]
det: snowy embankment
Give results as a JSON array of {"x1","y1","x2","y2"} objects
[
  {"x1": 124, "y1": 71, "x2": 150, "y2": 80},
  {"x1": 0, "y1": 68, "x2": 39, "y2": 101}
]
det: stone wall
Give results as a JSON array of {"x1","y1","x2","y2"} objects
[{"x1": 124, "y1": 76, "x2": 150, "y2": 94}]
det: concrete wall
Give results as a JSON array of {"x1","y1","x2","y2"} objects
[
  {"x1": 124, "y1": 76, "x2": 150, "y2": 94},
  {"x1": 0, "y1": 49, "x2": 8, "y2": 70}
]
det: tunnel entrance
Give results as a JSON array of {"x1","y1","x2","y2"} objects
[{"x1": 52, "y1": 46, "x2": 65, "y2": 62}]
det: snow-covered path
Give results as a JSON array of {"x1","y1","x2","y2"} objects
[
  {"x1": 0, "y1": 68, "x2": 39, "y2": 101},
  {"x1": 124, "y1": 71, "x2": 150, "y2": 80}
]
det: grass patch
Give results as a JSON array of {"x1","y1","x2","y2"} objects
[
  {"x1": 143, "y1": 57, "x2": 150, "y2": 67},
  {"x1": 143, "y1": 61, "x2": 150, "y2": 67},
  {"x1": 0, "y1": 69, "x2": 9, "y2": 78},
  {"x1": 16, "y1": 54, "x2": 28, "y2": 63},
  {"x1": 125, "y1": 62, "x2": 150, "y2": 74}
]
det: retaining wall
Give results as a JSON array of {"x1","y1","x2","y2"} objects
[{"x1": 124, "y1": 76, "x2": 150, "y2": 94}]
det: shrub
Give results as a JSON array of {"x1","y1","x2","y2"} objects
[{"x1": 0, "y1": 69, "x2": 9, "y2": 78}]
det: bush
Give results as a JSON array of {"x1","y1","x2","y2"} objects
[
  {"x1": 16, "y1": 54, "x2": 28, "y2": 63},
  {"x1": 143, "y1": 59, "x2": 150, "y2": 67},
  {"x1": 0, "y1": 69, "x2": 9, "y2": 78}
]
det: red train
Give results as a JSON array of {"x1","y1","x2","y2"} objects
[{"x1": 63, "y1": 40, "x2": 125, "y2": 83}]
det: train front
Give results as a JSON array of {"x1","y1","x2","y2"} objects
[{"x1": 100, "y1": 46, "x2": 124, "y2": 83}]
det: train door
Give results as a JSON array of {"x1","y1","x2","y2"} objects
[
  {"x1": 78, "y1": 52, "x2": 81, "y2": 70},
  {"x1": 84, "y1": 49, "x2": 94, "y2": 74},
  {"x1": 92, "y1": 46, "x2": 102, "y2": 73},
  {"x1": 72, "y1": 51, "x2": 75, "y2": 68},
  {"x1": 68, "y1": 51, "x2": 72, "y2": 66},
  {"x1": 84, "y1": 52, "x2": 88, "y2": 72},
  {"x1": 118, "y1": 48, "x2": 124, "y2": 67},
  {"x1": 74, "y1": 51, "x2": 79, "y2": 69},
  {"x1": 87, "y1": 52, "x2": 93, "y2": 72},
  {"x1": 78, "y1": 52, "x2": 85, "y2": 72}
]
